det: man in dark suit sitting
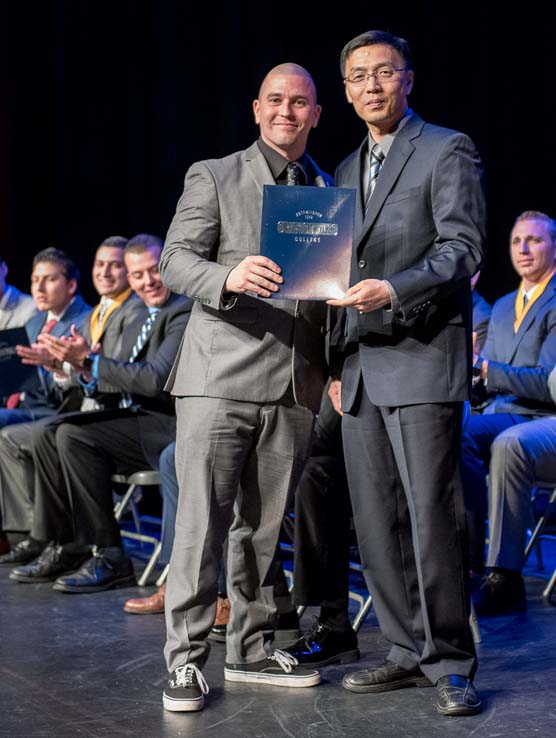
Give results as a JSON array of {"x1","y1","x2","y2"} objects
[
  {"x1": 5, "y1": 236, "x2": 191, "y2": 591},
  {"x1": 463, "y1": 210, "x2": 556, "y2": 614}
]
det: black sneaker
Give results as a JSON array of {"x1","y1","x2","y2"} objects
[
  {"x1": 287, "y1": 619, "x2": 360, "y2": 667},
  {"x1": 52, "y1": 546, "x2": 136, "y2": 593},
  {"x1": 224, "y1": 649, "x2": 320, "y2": 687},
  {"x1": 10, "y1": 542, "x2": 90, "y2": 583},
  {"x1": 0, "y1": 537, "x2": 46, "y2": 567},
  {"x1": 472, "y1": 569, "x2": 526, "y2": 615},
  {"x1": 163, "y1": 664, "x2": 209, "y2": 712}
]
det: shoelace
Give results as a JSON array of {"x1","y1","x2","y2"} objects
[
  {"x1": 173, "y1": 664, "x2": 209, "y2": 695},
  {"x1": 298, "y1": 618, "x2": 326, "y2": 649},
  {"x1": 88, "y1": 545, "x2": 115, "y2": 571},
  {"x1": 269, "y1": 649, "x2": 299, "y2": 673}
]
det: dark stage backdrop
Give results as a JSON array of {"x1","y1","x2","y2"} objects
[{"x1": 2, "y1": 1, "x2": 556, "y2": 306}]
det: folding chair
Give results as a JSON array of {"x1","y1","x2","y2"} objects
[
  {"x1": 524, "y1": 483, "x2": 556, "y2": 599},
  {"x1": 112, "y1": 470, "x2": 162, "y2": 586}
]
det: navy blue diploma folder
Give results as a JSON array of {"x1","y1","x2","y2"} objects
[
  {"x1": 260, "y1": 185, "x2": 355, "y2": 300},
  {"x1": 0, "y1": 327, "x2": 41, "y2": 396}
]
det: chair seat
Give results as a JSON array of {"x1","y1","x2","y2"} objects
[{"x1": 112, "y1": 470, "x2": 160, "y2": 486}]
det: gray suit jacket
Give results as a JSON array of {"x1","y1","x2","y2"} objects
[
  {"x1": 0, "y1": 285, "x2": 38, "y2": 329},
  {"x1": 160, "y1": 142, "x2": 332, "y2": 414},
  {"x1": 336, "y1": 113, "x2": 486, "y2": 408},
  {"x1": 481, "y1": 276, "x2": 556, "y2": 415}
]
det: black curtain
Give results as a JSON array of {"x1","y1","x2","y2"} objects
[{"x1": 3, "y1": 0, "x2": 555, "y2": 305}]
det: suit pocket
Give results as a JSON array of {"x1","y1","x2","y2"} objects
[
  {"x1": 201, "y1": 306, "x2": 258, "y2": 325},
  {"x1": 383, "y1": 186, "x2": 423, "y2": 206}
]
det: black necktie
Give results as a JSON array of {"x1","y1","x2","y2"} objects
[{"x1": 286, "y1": 162, "x2": 301, "y2": 186}]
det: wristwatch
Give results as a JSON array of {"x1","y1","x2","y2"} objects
[{"x1": 81, "y1": 352, "x2": 95, "y2": 371}]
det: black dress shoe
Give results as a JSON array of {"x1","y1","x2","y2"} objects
[
  {"x1": 472, "y1": 569, "x2": 526, "y2": 615},
  {"x1": 287, "y1": 619, "x2": 360, "y2": 667},
  {"x1": 0, "y1": 537, "x2": 46, "y2": 567},
  {"x1": 52, "y1": 546, "x2": 136, "y2": 593},
  {"x1": 435, "y1": 675, "x2": 482, "y2": 716},
  {"x1": 342, "y1": 659, "x2": 432, "y2": 693},
  {"x1": 10, "y1": 542, "x2": 90, "y2": 583}
]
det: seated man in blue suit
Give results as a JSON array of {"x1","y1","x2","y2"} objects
[
  {"x1": 463, "y1": 210, "x2": 556, "y2": 614},
  {"x1": 0, "y1": 247, "x2": 90, "y2": 428}
]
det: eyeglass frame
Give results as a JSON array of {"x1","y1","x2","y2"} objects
[{"x1": 343, "y1": 66, "x2": 408, "y2": 85}]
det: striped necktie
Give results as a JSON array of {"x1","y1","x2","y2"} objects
[
  {"x1": 129, "y1": 308, "x2": 160, "y2": 363},
  {"x1": 97, "y1": 299, "x2": 110, "y2": 325},
  {"x1": 365, "y1": 143, "x2": 385, "y2": 209}
]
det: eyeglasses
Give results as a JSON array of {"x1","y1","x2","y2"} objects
[{"x1": 344, "y1": 66, "x2": 407, "y2": 85}]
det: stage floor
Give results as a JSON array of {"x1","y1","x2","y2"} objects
[{"x1": 1, "y1": 543, "x2": 555, "y2": 738}]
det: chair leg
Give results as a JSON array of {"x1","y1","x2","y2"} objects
[
  {"x1": 543, "y1": 568, "x2": 556, "y2": 599},
  {"x1": 137, "y1": 541, "x2": 162, "y2": 587},
  {"x1": 351, "y1": 592, "x2": 373, "y2": 633},
  {"x1": 525, "y1": 488, "x2": 556, "y2": 564},
  {"x1": 156, "y1": 564, "x2": 169, "y2": 587},
  {"x1": 114, "y1": 483, "x2": 137, "y2": 521}
]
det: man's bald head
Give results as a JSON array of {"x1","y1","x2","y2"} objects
[{"x1": 258, "y1": 63, "x2": 318, "y2": 104}]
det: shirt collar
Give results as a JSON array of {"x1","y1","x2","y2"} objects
[
  {"x1": 47, "y1": 296, "x2": 76, "y2": 322},
  {"x1": 256, "y1": 137, "x2": 310, "y2": 183}
]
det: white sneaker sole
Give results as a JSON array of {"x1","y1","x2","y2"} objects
[
  {"x1": 224, "y1": 668, "x2": 320, "y2": 687},
  {"x1": 162, "y1": 693, "x2": 205, "y2": 712}
]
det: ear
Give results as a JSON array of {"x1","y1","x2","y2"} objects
[
  {"x1": 68, "y1": 278, "x2": 78, "y2": 297},
  {"x1": 404, "y1": 70, "x2": 414, "y2": 96},
  {"x1": 312, "y1": 104, "x2": 322, "y2": 128},
  {"x1": 253, "y1": 99, "x2": 261, "y2": 125},
  {"x1": 344, "y1": 81, "x2": 354, "y2": 106}
]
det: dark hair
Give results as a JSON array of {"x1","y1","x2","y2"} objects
[
  {"x1": 32, "y1": 247, "x2": 80, "y2": 285},
  {"x1": 340, "y1": 30, "x2": 413, "y2": 77},
  {"x1": 124, "y1": 233, "x2": 163, "y2": 255},
  {"x1": 99, "y1": 235, "x2": 128, "y2": 250}
]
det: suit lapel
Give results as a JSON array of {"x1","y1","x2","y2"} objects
[
  {"x1": 356, "y1": 115, "x2": 425, "y2": 254},
  {"x1": 245, "y1": 142, "x2": 275, "y2": 193},
  {"x1": 507, "y1": 278, "x2": 556, "y2": 363}
]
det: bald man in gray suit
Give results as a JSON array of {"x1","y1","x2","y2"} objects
[{"x1": 159, "y1": 63, "x2": 332, "y2": 712}]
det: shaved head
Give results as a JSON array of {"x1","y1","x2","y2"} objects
[{"x1": 258, "y1": 63, "x2": 317, "y2": 103}]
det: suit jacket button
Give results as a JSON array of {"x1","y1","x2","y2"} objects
[{"x1": 358, "y1": 259, "x2": 366, "y2": 268}]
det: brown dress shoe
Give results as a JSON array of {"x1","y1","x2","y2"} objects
[
  {"x1": 208, "y1": 596, "x2": 230, "y2": 642},
  {"x1": 124, "y1": 583, "x2": 166, "y2": 614}
]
